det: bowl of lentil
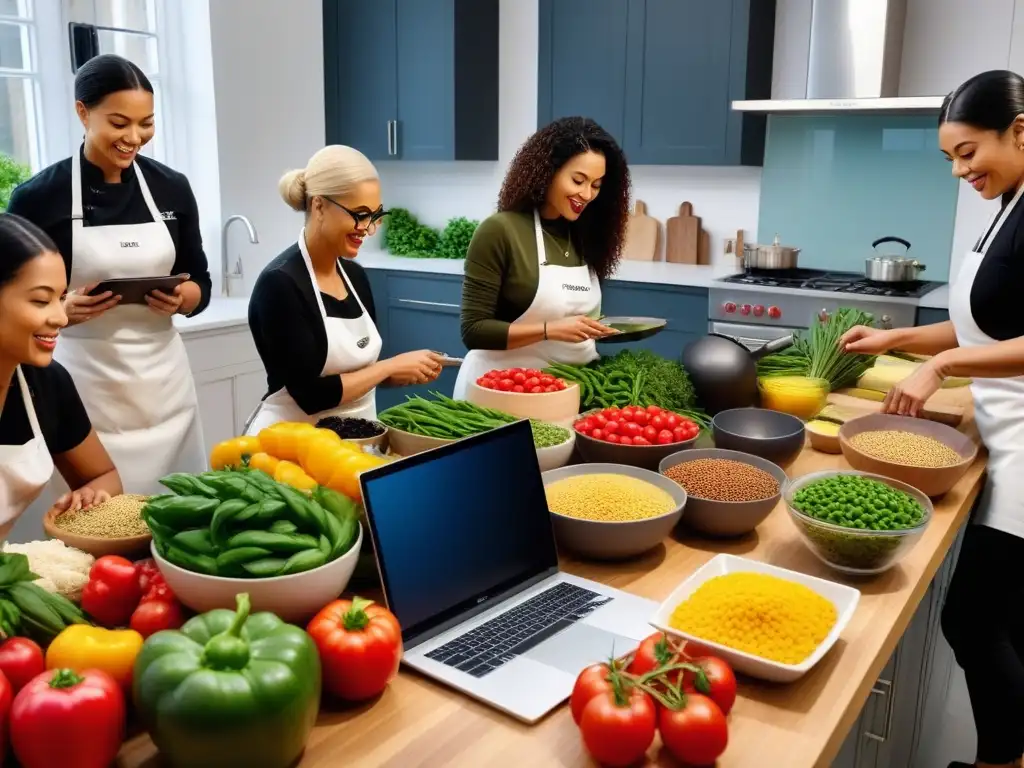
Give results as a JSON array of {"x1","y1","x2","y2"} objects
[
  {"x1": 541, "y1": 464, "x2": 687, "y2": 560},
  {"x1": 784, "y1": 470, "x2": 933, "y2": 575},
  {"x1": 650, "y1": 553, "x2": 860, "y2": 682},
  {"x1": 43, "y1": 494, "x2": 152, "y2": 557},
  {"x1": 659, "y1": 449, "x2": 787, "y2": 537},
  {"x1": 711, "y1": 408, "x2": 806, "y2": 468},
  {"x1": 838, "y1": 414, "x2": 977, "y2": 497}
]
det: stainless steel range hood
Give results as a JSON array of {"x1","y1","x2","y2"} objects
[{"x1": 733, "y1": 0, "x2": 944, "y2": 115}]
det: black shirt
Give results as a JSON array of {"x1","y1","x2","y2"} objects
[
  {"x1": 248, "y1": 243, "x2": 378, "y2": 415},
  {"x1": 7, "y1": 147, "x2": 212, "y2": 317},
  {"x1": 970, "y1": 196, "x2": 1024, "y2": 341},
  {"x1": 0, "y1": 363, "x2": 92, "y2": 453}
]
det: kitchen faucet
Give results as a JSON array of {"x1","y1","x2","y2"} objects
[{"x1": 221, "y1": 215, "x2": 259, "y2": 297}]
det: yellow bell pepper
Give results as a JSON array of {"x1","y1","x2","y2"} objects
[
  {"x1": 296, "y1": 428, "x2": 345, "y2": 468},
  {"x1": 258, "y1": 422, "x2": 314, "y2": 462},
  {"x1": 327, "y1": 451, "x2": 387, "y2": 501},
  {"x1": 248, "y1": 451, "x2": 281, "y2": 476},
  {"x1": 45, "y1": 625, "x2": 144, "y2": 690},
  {"x1": 274, "y1": 460, "x2": 318, "y2": 492},
  {"x1": 209, "y1": 435, "x2": 262, "y2": 470}
]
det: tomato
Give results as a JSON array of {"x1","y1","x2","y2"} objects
[
  {"x1": 657, "y1": 430, "x2": 674, "y2": 445},
  {"x1": 664, "y1": 412, "x2": 681, "y2": 429},
  {"x1": 539, "y1": 375, "x2": 554, "y2": 386},
  {"x1": 0, "y1": 638, "x2": 44, "y2": 693},
  {"x1": 657, "y1": 693, "x2": 728, "y2": 766},
  {"x1": 672, "y1": 427, "x2": 689, "y2": 443},
  {"x1": 497, "y1": 378, "x2": 515, "y2": 392},
  {"x1": 512, "y1": 372, "x2": 527, "y2": 385},
  {"x1": 633, "y1": 410, "x2": 649, "y2": 427},
  {"x1": 544, "y1": 385, "x2": 557, "y2": 392},
  {"x1": 527, "y1": 385, "x2": 541, "y2": 393},
  {"x1": 633, "y1": 436, "x2": 651, "y2": 446},
  {"x1": 604, "y1": 420, "x2": 619, "y2": 435},
  {"x1": 579, "y1": 688, "x2": 657, "y2": 767},
  {"x1": 11, "y1": 668, "x2": 125, "y2": 768},
  {"x1": 646, "y1": 405, "x2": 663, "y2": 416},
  {"x1": 650, "y1": 414, "x2": 666, "y2": 430},
  {"x1": 684, "y1": 656, "x2": 737, "y2": 715},
  {"x1": 605, "y1": 433, "x2": 620, "y2": 444},
  {"x1": 0, "y1": 669, "x2": 10, "y2": 762},
  {"x1": 627, "y1": 632, "x2": 675, "y2": 678},
  {"x1": 480, "y1": 378, "x2": 495, "y2": 390},
  {"x1": 582, "y1": 417, "x2": 597, "y2": 431},
  {"x1": 525, "y1": 376, "x2": 540, "y2": 388},
  {"x1": 570, "y1": 663, "x2": 615, "y2": 724},
  {"x1": 306, "y1": 597, "x2": 403, "y2": 701},
  {"x1": 593, "y1": 413, "x2": 608, "y2": 427},
  {"x1": 81, "y1": 555, "x2": 141, "y2": 628},
  {"x1": 619, "y1": 435, "x2": 634, "y2": 445},
  {"x1": 620, "y1": 406, "x2": 636, "y2": 421},
  {"x1": 130, "y1": 600, "x2": 186, "y2": 639},
  {"x1": 135, "y1": 558, "x2": 162, "y2": 594},
  {"x1": 682, "y1": 640, "x2": 715, "y2": 659},
  {"x1": 526, "y1": 369, "x2": 541, "y2": 377},
  {"x1": 513, "y1": 385, "x2": 525, "y2": 393},
  {"x1": 643, "y1": 425, "x2": 658, "y2": 442},
  {"x1": 603, "y1": 407, "x2": 621, "y2": 420},
  {"x1": 591, "y1": 429, "x2": 604, "y2": 441},
  {"x1": 556, "y1": 380, "x2": 567, "y2": 390},
  {"x1": 625, "y1": 422, "x2": 643, "y2": 437}
]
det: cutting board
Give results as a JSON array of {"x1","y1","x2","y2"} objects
[
  {"x1": 622, "y1": 200, "x2": 659, "y2": 261},
  {"x1": 666, "y1": 202, "x2": 701, "y2": 264},
  {"x1": 826, "y1": 391, "x2": 965, "y2": 428}
]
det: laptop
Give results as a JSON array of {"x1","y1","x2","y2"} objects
[{"x1": 359, "y1": 419, "x2": 658, "y2": 723}]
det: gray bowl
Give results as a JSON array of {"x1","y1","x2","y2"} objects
[
  {"x1": 658, "y1": 448, "x2": 787, "y2": 537},
  {"x1": 712, "y1": 408, "x2": 806, "y2": 468},
  {"x1": 542, "y1": 463, "x2": 687, "y2": 560}
]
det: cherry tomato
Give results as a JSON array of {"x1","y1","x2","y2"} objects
[
  {"x1": 603, "y1": 407, "x2": 621, "y2": 420},
  {"x1": 627, "y1": 632, "x2": 675, "y2": 677},
  {"x1": 672, "y1": 427, "x2": 689, "y2": 442},
  {"x1": 512, "y1": 372, "x2": 527, "y2": 385},
  {"x1": 647, "y1": 405, "x2": 663, "y2": 416},
  {"x1": 570, "y1": 663, "x2": 615, "y2": 724},
  {"x1": 633, "y1": 436, "x2": 651, "y2": 446},
  {"x1": 513, "y1": 385, "x2": 525, "y2": 393},
  {"x1": 604, "y1": 420, "x2": 620, "y2": 435},
  {"x1": 593, "y1": 413, "x2": 608, "y2": 428},
  {"x1": 657, "y1": 430, "x2": 674, "y2": 445},
  {"x1": 531, "y1": 385, "x2": 544, "y2": 393},
  {"x1": 539, "y1": 374, "x2": 555, "y2": 386},
  {"x1": 658, "y1": 693, "x2": 728, "y2": 766},
  {"x1": 664, "y1": 412, "x2": 681, "y2": 429},
  {"x1": 626, "y1": 422, "x2": 643, "y2": 438},
  {"x1": 580, "y1": 688, "x2": 657, "y2": 767},
  {"x1": 684, "y1": 656, "x2": 737, "y2": 715},
  {"x1": 682, "y1": 641, "x2": 716, "y2": 659},
  {"x1": 592, "y1": 429, "x2": 604, "y2": 441},
  {"x1": 619, "y1": 435, "x2": 633, "y2": 445},
  {"x1": 544, "y1": 385, "x2": 557, "y2": 392},
  {"x1": 644, "y1": 425, "x2": 658, "y2": 442},
  {"x1": 525, "y1": 376, "x2": 540, "y2": 389},
  {"x1": 650, "y1": 414, "x2": 666, "y2": 430},
  {"x1": 582, "y1": 417, "x2": 597, "y2": 431},
  {"x1": 0, "y1": 638, "x2": 45, "y2": 693},
  {"x1": 605, "y1": 433, "x2": 620, "y2": 444},
  {"x1": 633, "y1": 410, "x2": 649, "y2": 427},
  {"x1": 526, "y1": 369, "x2": 541, "y2": 378},
  {"x1": 556, "y1": 380, "x2": 567, "y2": 390},
  {"x1": 130, "y1": 599, "x2": 186, "y2": 639},
  {"x1": 497, "y1": 378, "x2": 514, "y2": 392},
  {"x1": 620, "y1": 406, "x2": 636, "y2": 421}
]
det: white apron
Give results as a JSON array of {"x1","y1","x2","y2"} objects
[
  {"x1": 947, "y1": 181, "x2": 1024, "y2": 539},
  {"x1": 453, "y1": 210, "x2": 601, "y2": 398},
  {"x1": 0, "y1": 368, "x2": 55, "y2": 539},
  {"x1": 53, "y1": 151, "x2": 205, "y2": 495},
  {"x1": 245, "y1": 229, "x2": 383, "y2": 435}
]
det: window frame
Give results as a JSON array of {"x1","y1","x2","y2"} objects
[{"x1": 0, "y1": 0, "x2": 44, "y2": 170}]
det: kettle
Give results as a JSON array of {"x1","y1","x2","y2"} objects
[{"x1": 681, "y1": 334, "x2": 795, "y2": 415}]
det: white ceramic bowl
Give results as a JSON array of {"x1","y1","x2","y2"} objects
[
  {"x1": 152, "y1": 525, "x2": 362, "y2": 623},
  {"x1": 535, "y1": 430, "x2": 576, "y2": 472},
  {"x1": 466, "y1": 381, "x2": 581, "y2": 427},
  {"x1": 649, "y1": 553, "x2": 860, "y2": 682}
]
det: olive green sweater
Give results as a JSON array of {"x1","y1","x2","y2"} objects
[{"x1": 460, "y1": 211, "x2": 590, "y2": 350}]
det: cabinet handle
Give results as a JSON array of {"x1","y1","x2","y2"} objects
[
  {"x1": 386, "y1": 120, "x2": 395, "y2": 156},
  {"x1": 397, "y1": 298, "x2": 460, "y2": 309},
  {"x1": 863, "y1": 678, "x2": 895, "y2": 743}
]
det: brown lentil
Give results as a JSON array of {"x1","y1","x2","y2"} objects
[
  {"x1": 53, "y1": 494, "x2": 149, "y2": 538},
  {"x1": 849, "y1": 430, "x2": 961, "y2": 468},
  {"x1": 663, "y1": 458, "x2": 779, "y2": 502},
  {"x1": 545, "y1": 474, "x2": 676, "y2": 522}
]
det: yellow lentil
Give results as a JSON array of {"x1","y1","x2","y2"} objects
[
  {"x1": 668, "y1": 572, "x2": 837, "y2": 664},
  {"x1": 545, "y1": 474, "x2": 676, "y2": 522},
  {"x1": 850, "y1": 430, "x2": 961, "y2": 468},
  {"x1": 53, "y1": 494, "x2": 150, "y2": 538}
]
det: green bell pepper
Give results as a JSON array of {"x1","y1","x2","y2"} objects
[{"x1": 132, "y1": 593, "x2": 321, "y2": 768}]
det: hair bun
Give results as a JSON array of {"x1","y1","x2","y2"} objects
[{"x1": 278, "y1": 169, "x2": 308, "y2": 211}]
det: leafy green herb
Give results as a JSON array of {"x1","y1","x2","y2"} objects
[
  {"x1": 0, "y1": 152, "x2": 31, "y2": 212},
  {"x1": 595, "y1": 349, "x2": 697, "y2": 413},
  {"x1": 382, "y1": 208, "x2": 439, "y2": 257},
  {"x1": 436, "y1": 217, "x2": 479, "y2": 259}
]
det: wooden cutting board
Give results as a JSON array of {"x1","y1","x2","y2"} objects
[
  {"x1": 622, "y1": 200, "x2": 659, "y2": 261},
  {"x1": 666, "y1": 202, "x2": 701, "y2": 264},
  {"x1": 826, "y1": 391, "x2": 965, "y2": 428}
]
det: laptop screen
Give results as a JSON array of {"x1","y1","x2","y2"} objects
[{"x1": 360, "y1": 420, "x2": 559, "y2": 645}]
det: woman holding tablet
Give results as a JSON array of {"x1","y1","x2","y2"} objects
[{"x1": 7, "y1": 54, "x2": 209, "y2": 494}]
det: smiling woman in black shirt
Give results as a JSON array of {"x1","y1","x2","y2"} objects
[
  {"x1": 7, "y1": 54, "x2": 209, "y2": 495},
  {"x1": 0, "y1": 214, "x2": 121, "y2": 533}
]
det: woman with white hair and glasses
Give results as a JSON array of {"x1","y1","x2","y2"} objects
[{"x1": 246, "y1": 145, "x2": 444, "y2": 433}]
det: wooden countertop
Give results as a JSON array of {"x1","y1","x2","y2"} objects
[{"x1": 118, "y1": 390, "x2": 985, "y2": 768}]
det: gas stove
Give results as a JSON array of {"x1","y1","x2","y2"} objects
[{"x1": 718, "y1": 268, "x2": 942, "y2": 299}]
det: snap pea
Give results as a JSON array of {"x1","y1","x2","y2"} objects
[
  {"x1": 209, "y1": 498, "x2": 251, "y2": 544},
  {"x1": 318, "y1": 535, "x2": 332, "y2": 557},
  {"x1": 225, "y1": 530, "x2": 320, "y2": 554},
  {"x1": 332, "y1": 515, "x2": 358, "y2": 558},
  {"x1": 314, "y1": 487, "x2": 359, "y2": 522},
  {"x1": 242, "y1": 557, "x2": 288, "y2": 577},
  {"x1": 171, "y1": 528, "x2": 218, "y2": 557},
  {"x1": 280, "y1": 548, "x2": 327, "y2": 576},
  {"x1": 268, "y1": 519, "x2": 299, "y2": 535},
  {"x1": 232, "y1": 502, "x2": 263, "y2": 526},
  {"x1": 276, "y1": 484, "x2": 328, "y2": 534},
  {"x1": 144, "y1": 496, "x2": 220, "y2": 530},
  {"x1": 163, "y1": 545, "x2": 218, "y2": 576},
  {"x1": 215, "y1": 546, "x2": 273, "y2": 572}
]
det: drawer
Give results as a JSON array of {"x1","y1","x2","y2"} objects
[
  {"x1": 387, "y1": 273, "x2": 463, "y2": 307},
  {"x1": 184, "y1": 328, "x2": 260, "y2": 374}
]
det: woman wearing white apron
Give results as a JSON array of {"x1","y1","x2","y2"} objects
[
  {"x1": 841, "y1": 71, "x2": 1024, "y2": 768},
  {"x1": 246, "y1": 146, "x2": 444, "y2": 434},
  {"x1": 7, "y1": 55, "x2": 210, "y2": 495},
  {"x1": 0, "y1": 214, "x2": 121, "y2": 537},
  {"x1": 454, "y1": 118, "x2": 628, "y2": 397}
]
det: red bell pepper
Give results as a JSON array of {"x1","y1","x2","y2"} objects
[
  {"x1": 80, "y1": 556, "x2": 141, "y2": 628},
  {"x1": 0, "y1": 669, "x2": 12, "y2": 767}
]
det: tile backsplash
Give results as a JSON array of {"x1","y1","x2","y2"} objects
[{"x1": 758, "y1": 114, "x2": 958, "y2": 281}]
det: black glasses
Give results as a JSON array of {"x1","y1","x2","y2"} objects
[{"x1": 322, "y1": 197, "x2": 388, "y2": 234}]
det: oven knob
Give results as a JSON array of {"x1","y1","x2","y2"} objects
[
  {"x1": 880, "y1": 314, "x2": 893, "y2": 330},
  {"x1": 723, "y1": 302, "x2": 737, "y2": 314},
  {"x1": 753, "y1": 304, "x2": 765, "y2": 317},
  {"x1": 767, "y1": 306, "x2": 781, "y2": 319},
  {"x1": 818, "y1": 308, "x2": 830, "y2": 322},
  {"x1": 739, "y1": 304, "x2": 752, "y2": 316}
]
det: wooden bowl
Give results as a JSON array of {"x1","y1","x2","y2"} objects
[
  {"x1": 43, "y1": 497, "x2": 152, "y2": 558},
  {"x1": 465, "y1": 381, "x2": 580, "y2": 427},
  {"x1": 838, "y1": 414, "x2": 978, "y2": 497},
  {"x1": 386, "y1": 426, "x2": 457, "y2": 457}
]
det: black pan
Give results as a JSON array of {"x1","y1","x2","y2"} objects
[{"x1": 596, "y1": 316, "x2": 667, "y2": 344}]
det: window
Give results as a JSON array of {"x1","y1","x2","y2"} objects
[{"x1": 0, "y1": 0, "x2": 42, "y2": 170}]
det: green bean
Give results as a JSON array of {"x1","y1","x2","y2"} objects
[
  {"x1": 171, "y1": 528, "x2": 218, "y2": 557},
  {"x1": 215, "y1": 546, "x2": 273, "y2": 572},
  {"x1": 225, "y1": 530, "x2": 320, "y2": 553},
  {"x1": 242, "y1": 557, "x2": 288, "y2": 577}
]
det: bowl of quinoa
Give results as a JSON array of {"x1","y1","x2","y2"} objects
[
  {"x1": 659, "y1": 448, "x2": 787, "y2": 537},
  {"x1": 44, "y1": 494, "x2": 152, "y2": 557}
]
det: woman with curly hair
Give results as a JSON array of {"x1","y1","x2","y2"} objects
[{"x1": 453, "y1": 117, "x2": 629, "y2": 397}]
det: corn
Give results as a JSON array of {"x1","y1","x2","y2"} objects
[{"x1": 857, "y1": 358, "x2": 970, "y2": 393}]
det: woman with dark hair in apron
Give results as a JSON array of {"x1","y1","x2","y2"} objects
[
  {"x1": 841, "y1": 70, "x2": 1024, "y2": 768},
  {"x1": 8, "y1": 54, "x2": 210, "y2": 495}
]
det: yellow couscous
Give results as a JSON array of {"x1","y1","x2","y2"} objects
[
  {"x1": 545, "y1": 474, "x2": 676, "y2": 522},
  {"x1": 668, "y1": 572, "x2": 838, "y2": 665}
]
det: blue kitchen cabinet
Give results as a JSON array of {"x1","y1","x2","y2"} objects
[
  {"x1": 323, "y1": 0, "x2": 498, "y2": 161},
  {"x1": 916, "y1": 308, "x2": 950, "y2": 326},
  {"x1": 600, "y1": 281, "x2": 708, "y2": 360},
  {"x1": 537, "y1": 0, "x2": 775, "y2": 166}
]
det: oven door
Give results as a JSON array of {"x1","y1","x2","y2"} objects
[{"x1": 709, "y1": 322, "x2": 804, "y2": 352}]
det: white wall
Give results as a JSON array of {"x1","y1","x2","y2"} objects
[
  {"x1": 208, "y1": 0, "x2": 761, "y2": 271},
  {"x1": 208, "y1": 0, "x2": 327, "y2": 295}
]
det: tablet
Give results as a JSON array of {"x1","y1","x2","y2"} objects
[{"x1": 86, "y1": 274, "x2": 189, "y2": 305}]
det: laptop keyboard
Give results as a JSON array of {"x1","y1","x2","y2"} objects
[{"x1": 424, "y1": 582, "x2": 614, "y2": 678}]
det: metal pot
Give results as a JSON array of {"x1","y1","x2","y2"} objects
[
  {"x1": 865, "y1": 237, "x2": 926, "y2": 282},
  {"x1": 680, "y1": 334, "x2": 795, "y2": 415},
  {"x1": 742, "y1": 233, "x2": 801, "y2": 270}
]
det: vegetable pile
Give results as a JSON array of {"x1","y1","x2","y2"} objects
[
  {"x1": 380, "y1": 392, "x2": 517, "y2": 439},
  {"x1": 475, "y1": 367, "x2": 569, "y2": 393},
  {"x1": 0, "y1": 553, "x2": 89, "y2": 644},
  {"x1": 571, "y1": 633, "x2": 733, "y2": 766},
  {"x1": 142, "y1": 469, "x2": 360, "y2": 579},
  {"x1": 574, "y1": 405, "x2": 699, "y2": 446}
]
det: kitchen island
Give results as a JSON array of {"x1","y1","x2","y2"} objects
[{"x1": 117, "y1": 388, "x2": 983, "y2": 768}]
